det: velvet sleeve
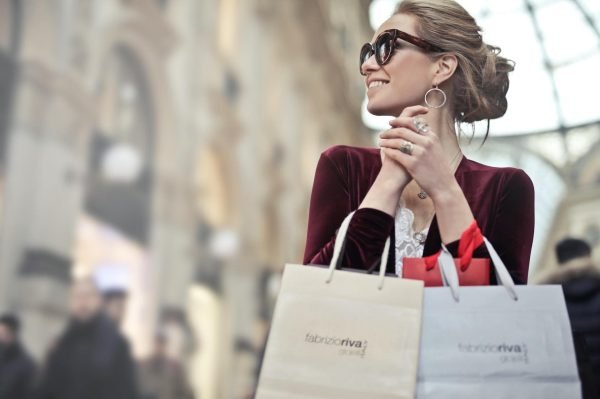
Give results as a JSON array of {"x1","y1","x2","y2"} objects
[
  {"x1": 445, "y1": 169, "x2": 535, "y2": 284},
  {"x1": 302, "y1": 148, "x2": 395, "y2": 270},
  {"x1": 488, "y1": 169, "x2": 535, "y2": 284}
]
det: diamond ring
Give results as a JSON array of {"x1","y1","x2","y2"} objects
[{"x1": 413, "y1": 116, "x2": 429, "y2": 134}]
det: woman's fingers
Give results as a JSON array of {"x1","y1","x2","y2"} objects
[
  {"x1": 378, "y1": 137, "x2": 422, "y2": 152},
  {"x1": 388, "y1": 116, "x2": 429, "y2": 136},
  {"x1": 388, "y1": 117, "x2": 421, "y2": 132},
  {"x1": 389, "y1": 106, "x2": 430, "y2": 135},
  {"x1": 381, "y1": 147, "x2": 415, "y2": 169},
  {"x1": 379, "y1": 127, "x2": 428, "y2": 146},
  {"x1": 379, "y1": 140, "x2": 425, "y2": 164}
]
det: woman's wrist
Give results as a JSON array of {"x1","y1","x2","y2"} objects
[
  {"x1": 359, "y1": 169, "x2": 408, "y2": 216},
  {"x1": 429, "y1": 178, "x2": 462, "y2": 206},
  {"x1": 378, "y1": 162, "x2": 411, "y2": 191}
]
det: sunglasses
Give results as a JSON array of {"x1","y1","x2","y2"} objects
[{"x1": 360, "y1": 29, "x2": 445, "y2": 75}]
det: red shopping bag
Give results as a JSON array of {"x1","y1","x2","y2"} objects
[
  {"x1": 402, "y1": 220, "x2": 490, "y2": 286},
  {"x1": 402, "y1": 257, "x2": 490, "y2": 286}
]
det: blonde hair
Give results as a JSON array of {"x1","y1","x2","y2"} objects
[{"x1": 395, "y1": 0, "x2": 514, "y2": 126}]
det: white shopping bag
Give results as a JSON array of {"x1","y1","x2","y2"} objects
[
  {"x1": 256, "y1": 212, "x2": 425, "y2": 399},
  {"x1": 417, "y1": 238, "x2": 582, "y2": 399}
]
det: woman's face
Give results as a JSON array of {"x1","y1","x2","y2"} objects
[{"x1": 362, "y1": 14, "x2": 436, "y2": 116}]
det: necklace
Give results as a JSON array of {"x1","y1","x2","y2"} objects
[
  {"x1": 413, "y1": 231, "x2": 428, "y2": 245},
  {"x1": 417, "y1": 149, "x2": 463, "y2": 200},
  {"x1": 412, "y1": 209, "x2": 436, "y2": 245}
]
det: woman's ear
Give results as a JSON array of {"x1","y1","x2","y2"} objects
[{"x1": 432, "y1": 53, "x2": 458, "y2": 86}]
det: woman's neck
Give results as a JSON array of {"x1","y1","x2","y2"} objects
[{"x1": 426, "y1": 108, "x2": 461, "y2": 159}]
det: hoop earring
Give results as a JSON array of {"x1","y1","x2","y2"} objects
[{"x1": 424, "y1": 85, "x2": 447, "y2": 109}]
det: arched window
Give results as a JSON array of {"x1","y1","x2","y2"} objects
[
  {"x1": 96, "y1": 45, "x2": 154, "y2": 163},
  {"x1": 86, "y1": 44, "x2": 155, "y2": 244}
]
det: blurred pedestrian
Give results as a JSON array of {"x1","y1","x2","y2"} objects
[
  {"x1": 93, "y1": 265, "x2": 130, "y2": 328},
  {"x1": 537, "y1": 238, "x2": 600, "y2": 398},
  {"x1": 102, "y1": 288, "x2": 128, "y2": 327},
  {"x1": 138, "y1": 332, "x2": 194, "y2": 399},
  {"x1": 36, "y1": 277, "x2": 139, "y2": 399},
  {"x1": 0, "y1": 313, "x2": 36, "y2": 399}
]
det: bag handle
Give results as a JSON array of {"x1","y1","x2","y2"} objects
[
  {"x1": 438, "y1": 237, "x2": 518, "y2": 302},
  {"x1": 326, "y1": 211, "x2": 391, "y2": 290}
]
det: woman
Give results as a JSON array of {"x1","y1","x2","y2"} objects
[{"x1": 303, "y1": 0, "x2": 534, "y2": 284}]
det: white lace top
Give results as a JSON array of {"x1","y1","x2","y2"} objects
[{"x1": 394, "y1": 200, "x2": 431, "y2": 276}]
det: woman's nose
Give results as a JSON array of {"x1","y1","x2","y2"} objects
[{"x1": 361, "y1": 53, "x2": 379, "y2": 76}]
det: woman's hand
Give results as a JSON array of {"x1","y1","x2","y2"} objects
[
  {"x1": 359, "y1": 106, "x2": 429, "y2": 216},
  {"x1": 378, "y1": 111, "x2": 456, "y2": 202},
  {"x1": 378, "y1": 110, "x2": 475, "y2": 244},
  {"x1": 378, "y1": 106, "x2": 430, "y2": 190}
]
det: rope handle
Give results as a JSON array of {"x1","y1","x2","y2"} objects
[{"x1": 326, "y1": 211, "x2": 391, "y2": 290}]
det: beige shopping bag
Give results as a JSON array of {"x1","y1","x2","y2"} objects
[{"x1": 256, "y1": 212, "x2": 425, "y2": 399}]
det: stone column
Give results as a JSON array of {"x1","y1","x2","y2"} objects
[{"x1": 0, "y1": 60, "x2": 94, "y2": 359}]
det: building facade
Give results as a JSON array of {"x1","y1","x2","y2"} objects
[
  {"x1": 1, "y1": 0, "x2": 599, "y2": 397},
  {"x1": 0, "y1": 0, "x2": 372, "y2": 397}
]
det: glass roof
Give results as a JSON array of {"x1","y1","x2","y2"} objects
[{"x1": 364, "y1": 0, "x2": 600, "y2": 136}]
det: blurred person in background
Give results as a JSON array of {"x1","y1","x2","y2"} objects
[
  {"x1": 36, "y1": 277, "x2": 139, "y2": 399},
  {"x1": 138, "y1": 331, "x2": 194, "y2": 399},
  {"x1": 101, "y1": 289, "x2": 129, "y2": 327},
  {"x1": 0, "y1": 313, "x2": 36, "y2": 399},
  {"x1": 537, "y1": 238, "x2": 600, "y2": 398}
]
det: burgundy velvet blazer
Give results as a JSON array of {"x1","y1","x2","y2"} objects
[{"x1": 303, "y1": 145, "x2": 535, "y2": 284}]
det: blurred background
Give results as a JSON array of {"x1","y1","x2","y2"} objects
[{"x1": 0, "y1": 0, "x2": 598, "y2": 398}]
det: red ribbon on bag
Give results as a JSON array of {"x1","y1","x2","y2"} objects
[
  {"x1": 457, "y1": 220, "x2": 484, "y2": 271},
  {"x1": 422, "y1": 220, "x2": 484, "y2": 271},
  {"x1": 423, "y1": 251, "x2": 441, "y2": 271}
]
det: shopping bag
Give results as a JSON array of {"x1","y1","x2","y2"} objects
[
  {"x1": 404, "y1": 220, "x2": 490, "y2": 286},
  {"x1": 256, "y1": 212, "x2": 425, "y2": 399},
  {"x1": 403, "y1": 257, "x2": 490, "y2": 286},
  {"x1": 417, "y1": 238, "x2": 582, "y2": 398}
]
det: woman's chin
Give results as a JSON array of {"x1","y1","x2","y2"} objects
[{"x1": 366, "y1": 102, "x2": 395, "y2": 117}]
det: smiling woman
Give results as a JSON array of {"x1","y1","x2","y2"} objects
[
  {"x1": 365, "y1": 0, "x2": 600, "y2": 135},
  {"x1": 303, "y1": 0, "x2": 535, "y2": 285}
]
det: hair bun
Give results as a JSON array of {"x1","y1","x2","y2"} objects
[
  {"x1": 395, "y1": 0, "x2": 516, "y2": 132},
  {"x1": 463, "y1": 45, "x2": 515, "y2": 123}
]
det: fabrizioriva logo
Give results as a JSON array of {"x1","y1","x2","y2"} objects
[
  {"x1": 458, "y1": 343, "x2": 529, "y2": 364},
  {"x1": 304, "y1": 333, "x2": 368, "y2": 359}
]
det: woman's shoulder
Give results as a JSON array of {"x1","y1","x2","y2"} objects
[
  {"x1": 320, "y1": 145, "x2": 381, "y2": 171},
  {"x1": 321, "y1": 145, "x2": 381, "y2": 176},
  {"x1": 459, "y1": 157, "x2": 533, "y2": 191},
  {"x1": 317, "y1": 145, "x2": 382, "y2": 194},
  {"x1": 321, "y1": 145, "x2": 380, "y2": 162}
]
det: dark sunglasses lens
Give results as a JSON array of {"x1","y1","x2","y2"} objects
[
  {"x1": 375, "y1": 33, "x2": 394, "y2": 64},
  {"x1": 359, "y1": 44, "x2": 373, "y2": 73},
  {"x1": 360, "y1": 44, "x2": 373, "y2": 64}
]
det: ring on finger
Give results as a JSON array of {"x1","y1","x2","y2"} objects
[
  {"x1": 413, "y1": 116, "x2": 429, "y2": 134},
  {"x1": 399, "y1": 140, "x2": 414, "y2": 155}
]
